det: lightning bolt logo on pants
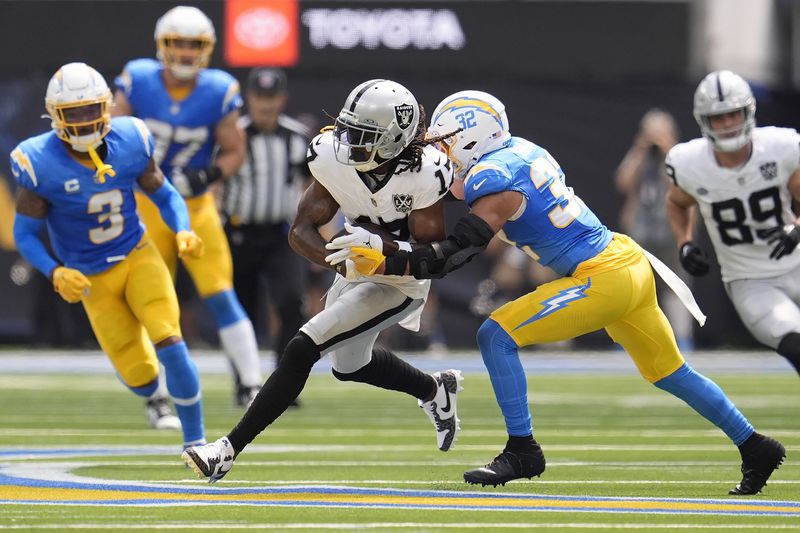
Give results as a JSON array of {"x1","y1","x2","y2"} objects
[{"x1": 512, "y1": 279, "x2": 592, "y2": 331}]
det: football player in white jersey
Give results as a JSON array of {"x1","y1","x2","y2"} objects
[
  {"x1": 666, "y1": 70, "x2": 800, "y2": 379},
  {"x1": 182, "y1": 79, "x2": 464, "y2": 482}
]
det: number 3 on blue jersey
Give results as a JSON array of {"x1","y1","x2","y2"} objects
[
  {"x1": 530, "y1": 156, "x2": 581, "y2": 228},
  {"x1": 88, "y1": 190, "x2": 124, "y2": 244}
]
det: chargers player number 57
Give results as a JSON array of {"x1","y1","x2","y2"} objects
[{"x1": 145, "y1": 119, "x2": 209, "y2": 167}]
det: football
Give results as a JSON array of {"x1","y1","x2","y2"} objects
[{"x1": 330, "y1": 222, "x2": 400, "y2": 254}]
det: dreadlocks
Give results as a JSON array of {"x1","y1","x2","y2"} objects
[{"x1": 394, "y1": 105, "x2": 462, "y2": 174}]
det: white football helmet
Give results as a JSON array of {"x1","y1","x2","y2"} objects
[
  {"x1": 429, "y1": 90, "x2": 511, "y2": 180},
  {"x1": 155, "y1": 6, "x2": 216, "y2": 81},
  {"x1": 693, "y1": 70, "x2": 756, "y2": 152},
  {"x1": 45, "y1": 62, "x2": 112, "y2": 152},
  {"x1": 333, "y1": 79, "x2": 420, "y2": 171}
]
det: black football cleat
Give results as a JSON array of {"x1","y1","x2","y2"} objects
[
  {"x1": 729, "y1": 432, "x2": 786, "y2": 495},
  {"x1": 464, "y1": 440, "x2": 546, "y2": 487}
]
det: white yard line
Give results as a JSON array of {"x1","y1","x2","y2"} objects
[{"x1": 1, "y1": 524, "x2": 800, "y2": 530}]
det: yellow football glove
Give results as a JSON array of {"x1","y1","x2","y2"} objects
[
  {"x1": 349, "y1": 246, "x2": 385, "y2": 276},
  {"x1": 176, "y1": 230, "x2": 204, "y2": 259},
  {"x1": 52, "y1": 266, "x2": 91, "y2": 303}
]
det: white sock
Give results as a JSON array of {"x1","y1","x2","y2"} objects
[
  {"x1": 219, "y1": 318, "x2": 263, "y2": 387},
  {"x1": 152, "y1": 369, "x2": 169, "y2": 400}
]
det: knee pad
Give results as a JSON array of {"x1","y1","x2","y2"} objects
[
  {"x1": 283, "y1": 332, "x2": 321, "y2": 371},
  {"x1": 126, "y1": 376, "x2": 159, "y2": 398}
]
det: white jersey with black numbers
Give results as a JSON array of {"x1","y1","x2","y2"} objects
[
  {"x1": 307, "y1": 130, "x2": 454, "y2": 300},
  {"x1": 666, "y1": 126, "x2": 800, "y2": 282}
]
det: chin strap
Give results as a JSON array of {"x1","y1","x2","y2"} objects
[{"x1": 87, "y1": 144, "x2": 116, "y2": 184}]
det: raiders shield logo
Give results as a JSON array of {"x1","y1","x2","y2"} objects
[
  {"x1": 759, "y1": 161, "x2": 778, "y2": 180},
  {"x1": 394, "y1": 104, "x2": 415, "y2": 130},
  {"x1": 393, "y1": 193, "x2": 413, "y2": 213}
]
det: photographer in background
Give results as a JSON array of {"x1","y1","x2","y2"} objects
[{"x1": 616, "y1": 108, "x2": 693, "y2": 350}]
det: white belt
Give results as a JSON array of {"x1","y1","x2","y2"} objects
[{"x1": 642, "y1": 249, "x2": 707, "y2": 327}]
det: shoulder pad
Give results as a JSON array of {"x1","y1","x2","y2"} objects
[
  {"x1": 127, "y1": 116, "x2": 154, "y2": 158},
  {"x1": 464, "y1": 161, "x2": 511, "y2": 205},
  {"x1": 10, "y1": 143, "x2": 39, "y2": 189}
]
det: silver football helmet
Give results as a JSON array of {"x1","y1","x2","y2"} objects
[
  {"x1": 333, "y1": 79, "x2": 420, "y2": 171},
  {"x1": 429, "y1": 90, "x2": 511, "y2": 180},
  {"x1": 693, "y1": 70, "x2": 756, "y2": 152}
]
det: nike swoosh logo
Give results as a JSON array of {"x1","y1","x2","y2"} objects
[
  {"x1": 473, "y1": 177, "x2": 488, "y2": 190},
  {"x1": 440, "y1": 388, "x2": 452, "y2": 414}
]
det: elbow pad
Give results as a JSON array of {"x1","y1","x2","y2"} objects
[{"x1": 407, "y1": 213, "x2": 495, "y2": 279}]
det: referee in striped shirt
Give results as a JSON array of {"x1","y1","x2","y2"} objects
[{"x1": 222, "y1": 68, "x2": 310, "y2": 370}]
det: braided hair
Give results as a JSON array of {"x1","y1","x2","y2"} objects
[{"x1": 393, "y1": 105, "x2": 462, "y2": 174}]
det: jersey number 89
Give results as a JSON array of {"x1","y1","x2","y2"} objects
[{"x1": 711, "y1": 186, "x2": 783, "y2": 246}]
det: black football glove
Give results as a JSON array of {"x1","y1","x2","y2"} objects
[
  {"x1": 679, "y1": 241, "x2": 710, "y2": 276},
  {"x1": 171, "y1": 165, "x2": 223, "y2": 198},
  {"x1": 768, "y1": 224, "x2": 800, "y2": 260}
]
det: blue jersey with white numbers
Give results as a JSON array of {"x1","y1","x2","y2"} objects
[
  {"x1": 10, "y1": 117, "x2": 154, "y2": 274},
  {"x1": 464, "y1": 137, "x2": 612, "y2": 276},
  {"x1": 115, "y1": 58, "x2": 242, "y2": 193}
]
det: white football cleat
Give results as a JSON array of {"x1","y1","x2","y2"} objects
[
  {"x1": 146, "y1": 397, "x2": 182, "y2": 431},
  {"x1": 419, "y1": 369, "x2": 463, "y2": 452},
  {"x1": 182, "y1": 436, "x2": 236, "y2": 483}
]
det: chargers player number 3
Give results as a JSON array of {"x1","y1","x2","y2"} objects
[{"x1": 88, "y1": 189, "x2": 124, "y2": 244}]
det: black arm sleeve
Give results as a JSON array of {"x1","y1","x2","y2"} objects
[{"x1": 384, "y1": 213, "x2": 495, "y2": 279}]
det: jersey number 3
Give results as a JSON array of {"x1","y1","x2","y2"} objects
[{"x1": 88, "y1": 190, "x2": 124, "y2": 244}]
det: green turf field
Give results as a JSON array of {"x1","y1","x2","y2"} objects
[{"x1": 1, "y1": 361, "x2": 798, "y2": 531}]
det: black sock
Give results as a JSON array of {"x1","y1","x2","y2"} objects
[
  {"x1": 777, "y1": 333, "x2": 800, "y2": 376},
  {"x1": 227, "y1": 333, "x2": 320, "y2": 452},
  {"x1": 332, "y1": 346, "x2": 435, "y2": 400},
  {"x1": 506, "y1": 434, "x2": 535, "y2": 453}
]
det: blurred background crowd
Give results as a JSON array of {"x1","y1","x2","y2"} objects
[{"x1": 2, "y1": 0, "x2": 800, "y2": 353}]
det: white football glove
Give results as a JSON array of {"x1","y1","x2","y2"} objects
[{"x1": 324, "y1": 222, "x2": 384, "y2": 265}]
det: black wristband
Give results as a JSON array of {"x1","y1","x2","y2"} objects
[
  {"x1": 383, "y1": 251, "x2": 409, "y2": 276},
  {"x1": 206, "y1": 165, "x2": 224, "y2": 184}
]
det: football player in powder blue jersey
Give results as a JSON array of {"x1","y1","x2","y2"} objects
[
  {"x1": 332, "y1": 90, "x2": 785, "y2": 495},
  {"x1": 12, "y1": 62, "x2": 205, "y2": 448},
  {"x1": 113, "y1": 6, "x2": 263, "y2": 411}
]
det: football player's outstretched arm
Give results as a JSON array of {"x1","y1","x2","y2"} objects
[
  {"x1": 213, "y1": 111, "x2": 246, "y2": 179},
  {"x1": 383, "y1": 190, "x2": 522, "y2": 278},
  {"x1": 138, "y1": 158, "x2": 203, "y2": 258},
  {"x1": 665, "y1": 184, "x2": 699, "y2": 247},
  {"x1": 289, "y1": 180, "x2": 340, "y2": 269}
]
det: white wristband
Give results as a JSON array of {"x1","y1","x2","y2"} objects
[{"x1": 395, "y1": 240, "x2": 412, "y2": 252}]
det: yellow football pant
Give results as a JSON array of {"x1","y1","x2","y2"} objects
[
  {"x1": 81, "y1": 238, "x2": 182, "y2": 388},
  {"x1": 491, "y1": 233, "x2": 685, "y2": 383},
  {"x1": 135, "y1": 190, "x2": 233, "y2": 297}
]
